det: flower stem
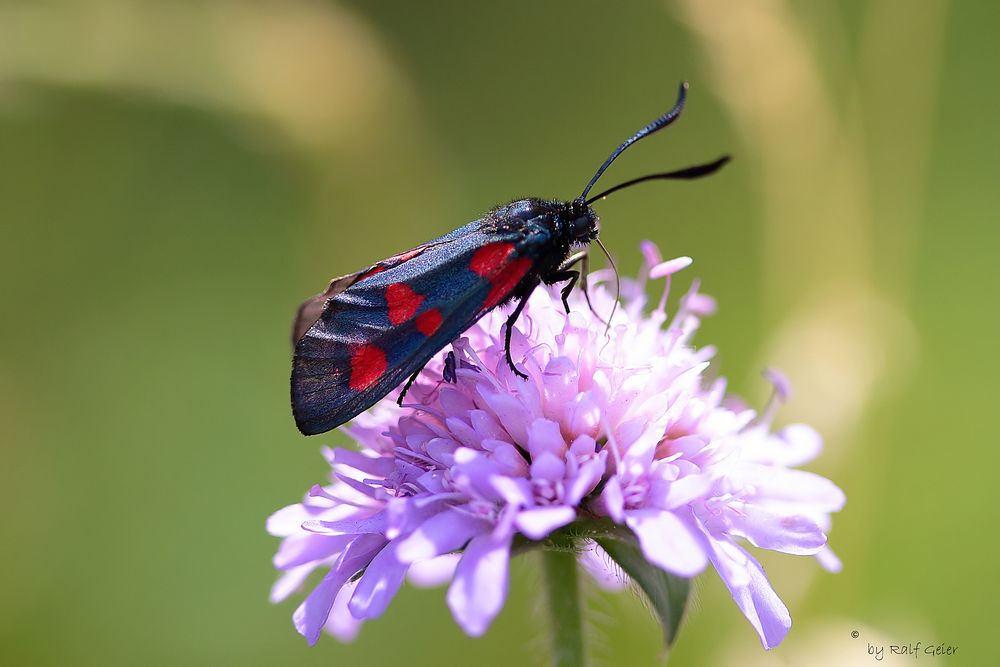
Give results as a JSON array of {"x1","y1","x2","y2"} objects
[{"x1": 541, "y1": 548, "x2": 586, "y2": 667}]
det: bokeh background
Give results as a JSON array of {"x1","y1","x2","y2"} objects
[{"x1": 2, "y1": 1, "x2": 995, "y2": 665}]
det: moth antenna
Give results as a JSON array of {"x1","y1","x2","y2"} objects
[
  {"x1": 595, "y1": 237, "x2": 619, "y2": 331},
  {"x1": 579, "y1": 81, "x2": 688, "y2": 201},
  {"x1": 584, "y1": 155, "x2": 730, "y2": 206},
  {"x1": 581, "y1": 268, "x2": 610, "y2": 329}
]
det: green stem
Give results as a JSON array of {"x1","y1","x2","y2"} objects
[{"x1": 541, "y1": 548, "x2": 586, "y2": 667}]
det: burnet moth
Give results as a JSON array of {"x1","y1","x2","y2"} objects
[{"x1": 292, "y1": 82, "x2": 728, "y2": 435}]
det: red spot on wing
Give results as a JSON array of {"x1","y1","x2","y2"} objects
[
  {"x1": 385, "y1": 283, "x2": 426, "y2": 325},
  {"x1": 415, "y1": 308, "x2": 443, "y2": 336},
  {"x1": 357, "y1": 247, "x2": 427, "y2": 282},
  {"x1": 470, "y1": 243, "x2": 515, "y2": 277},
  {"x1": 357, "y1": 265, "x2": 386, "y2": 281},
  {"x1": 349, "y1": 344, "x2": 388, "y2": 391},
  {"x1": 389, "y1": 247, "x2": 427, "y2": 264},
  {"x1": 483, "y1": 257, "x2": 533, "y2": 309}
]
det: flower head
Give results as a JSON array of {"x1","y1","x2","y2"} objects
[{"x1": 268, "y1": 243, "x2": 844, "y2": 648}]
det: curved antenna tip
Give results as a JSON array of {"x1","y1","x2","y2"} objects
[
  {"x1": 579, "y1": 81, "x2": 693, "y2": 201},
  {"x1": 584, "y1": 154, "x2": 731, "y2": 206}
]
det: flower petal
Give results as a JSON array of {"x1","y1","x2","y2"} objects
[
  {"x1": 274, "y1": 534, "x2": 354, "y2": 570},
  {"x1": 744, "y1": 423, "x2": 823, "y2": 467},
  {"x1": 514, "y1": 506, "x2": 575, "y2": 539},
  {"x1": 348, "y1": 543, "x2": 408, "y2": 619},
  {"x1": 270, "y1": 563, "x2": 315, "y2": 603},
  {"x1": 395, "y1": 508, "x2": 489, "y2": 563},
  {"x1": 742, "y1": 466, "x2": 846, "y2": 512},
  {"x1": 267, "y1": 502, "x2": 325, "y2": 536},
  {"x1": 658, "y1": 472, "x2": 713, "y2": 510},
  {"x1": 527, "y1": 418, "x2": 566, "y2": 459},
  {"x1": 530, "y1": 451, "x2": 566, "y2": 482},
  {"x1": 566, "y1": 455, "x2": 605, "y2": 505},
  {"x1": 478, "y1": 388, "x2": 530, "y2": 444},
  {"x1": 649, "y1": 256, "x2": 692, "y2": 278},
  {"x1": 815, "y1": 545, "x2": 843, "y2": 573},
  {"x1": 727, "y1": 505, "x2": 827, "y2": 555},
  {"x1": 640, "y1": 240, "x2": 663, "y2": 267},
  {"x1": 597, "y1": 476, "x2": 625, "y2": 523},
  {"x1": 304, "y1": 510, "x2": 387, "y2": 536},
  {"x1": 489, "y1": 474, "x2": 533, "y2": 506},
  {"x1": 565, "y1": 391, "x2": 602, "y2": 436},
  {"x1": 294, "y1": 568, "x2": 354, "y2": 646},
  {"x1": 468, "y1": 409, "x2": 509, "y2": 441},
  {"x1": 626, "y1": 508, "x2": 708, "y2": 577},
  {"x1": 706, "y1": 536, "x2": 790, "y2": 649},
  {"x1": 408, "y1": 553, "x2": 461, "y2": 588},
  {"x1": 293, "y1": 534, "x2": 385, "y2": 645},
  {"x1": 332, "y1": 448, "x2": 395, "y2": 477},
  {"x1": 323, "y1": 579, "x2": 365, "y2": 642},
  {"x1": 446, "y1": 532, "x2": 513, "y2": 636}
]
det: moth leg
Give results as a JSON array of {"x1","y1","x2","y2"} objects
[
  {"x1": 545, "y1": 251, "x2": 586, "y2": 312},
  {"x1": 546, "y1": 252, "x2": 604, "y2": 324},
  {"x1": 443, "y1": 351, "x2": 458, "y2": 384},
  {"x1": 504, "y1": 285, "x2": 537, "y2": 380},
  {"x1": 550, "y1": 271, "x2": 579, "y2": 314},
  {"x1": 397, "y1": 367, "x2": 424, "y2": 406},
  {"x1": 567, "y1": 252, "x2": 606, "y2": 325}
]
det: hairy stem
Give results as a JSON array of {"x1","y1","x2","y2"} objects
[{"x1": 541, "y1": 548, "x2": 586, "y2": 667}]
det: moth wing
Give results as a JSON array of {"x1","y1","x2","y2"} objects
[
  {"x1": 292, "y1": 273, "x2": 363, "y2": 345},
  {"x1": 292, "y1": 226, "x2": 537, "y2": 434},
  {"x1": 290, "y1": 220, "x2": 484, "y2": 344}
]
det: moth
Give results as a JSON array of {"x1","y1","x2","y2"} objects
[{"x1": 291, "y1": 82, "x2": 727, "y2": 435}]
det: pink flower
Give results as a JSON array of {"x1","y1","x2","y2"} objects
[{"x1": 268, "y1": 243, "x2": 844, "y2": 648}]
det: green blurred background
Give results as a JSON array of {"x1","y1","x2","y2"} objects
[{"x1": 2, "y1": 1, "x2": 995, "y2": 665}]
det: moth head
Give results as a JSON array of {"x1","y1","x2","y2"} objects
[{"x1": 564, "y1": 198, "x2": 599, "y2": 244}]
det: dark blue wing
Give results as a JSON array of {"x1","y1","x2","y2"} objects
[{"x1": 291, "y1": 220, "x2": 545, "y2": 435}]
